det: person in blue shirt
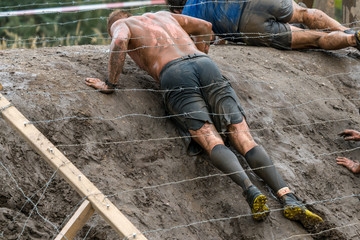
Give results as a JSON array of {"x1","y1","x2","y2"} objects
[{"x1": 167, "y1": 0, "x2": 360, "y2": 51}]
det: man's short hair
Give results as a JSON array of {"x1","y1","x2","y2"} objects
[
  {"x1": 166, "y1": 0, "x2": 187, "y2": 13},
  {"x1": 107, "y1": 10, "x2": 132, "y2": 37}
]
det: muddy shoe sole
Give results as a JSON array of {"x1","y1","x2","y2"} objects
[
  {"x1": 283, "y1": 206, "x2": 323, "y2": 228},
  {"x1": 355, "y1": 31, "x2": 360, "y2": 50},
  {"x1": 251, "y1": 194, "x2": 270, "y2": 221}
]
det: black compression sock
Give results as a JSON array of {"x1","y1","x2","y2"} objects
[
  {"x1": 210, "y1": 144, "x2": 252, "y2": 190},
  {"x1": 244, "y1": 145, "x2": 287, "y2": 192}
]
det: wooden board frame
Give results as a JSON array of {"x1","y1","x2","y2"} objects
[{"x1": 0, "y1": 94, "x2": 147, "y2": 240}]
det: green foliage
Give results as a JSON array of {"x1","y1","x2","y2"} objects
[
  {"x1": 335, "y1": 0, "x2": 342, "y2": 21},
  {"x1": 0, "y1": 0, "x2": 165, "y2": 49}
]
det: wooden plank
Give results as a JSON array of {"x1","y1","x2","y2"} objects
[
  {"x1": 343, "y1": 0, "x2": 360, "y2": 27},
  {"x1": 0, "y1": 94, "x2": 147, "y2": 240},
  {"x1": 54, "y1": 200, "x2": 95, "y2": 240}
]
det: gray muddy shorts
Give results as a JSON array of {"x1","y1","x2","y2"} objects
[
  {"x1": 160, "y1": 53, "x2": 246, "y2": 156},
  {"x1": 239, "y1": 0, "x2": 293, "y2": 49}
]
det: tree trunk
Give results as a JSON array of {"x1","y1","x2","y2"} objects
[
  {"x1": 314, "y1": 0, "x2": 335, "y2": 18},
  {"x1": 343, "y1": 0, "x2": 360, "y2": 28}
]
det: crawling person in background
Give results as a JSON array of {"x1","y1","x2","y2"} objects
[
  {"x1": 85, "y1": 10, "x2": 323, "y2": 228},
  {"x1": 167, "y1": 0, "x2": 360, "y2": 51},
  {"x1": 336, "y1": 129, "x2": 360, "y2": 174}
]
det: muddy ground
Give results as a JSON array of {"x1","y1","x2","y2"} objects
[{"x1": 0, "y1": 44, "x2": 359, "y2": 240}]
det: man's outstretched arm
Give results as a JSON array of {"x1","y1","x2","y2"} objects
[
  {"x1": 171, "y1": 13, "x2": 213, "y2": 53},
  {"x1": 86, "y1": 22, "x2": 130, "y2": 93}
]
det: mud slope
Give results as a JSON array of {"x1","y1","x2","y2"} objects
[{"x1": 0, "y1": 45, "x2": 359, "y2": 240}]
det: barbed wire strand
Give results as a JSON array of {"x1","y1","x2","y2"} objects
[
  {"x1": 0, "y1": 159, "x2": 64, "y2": 238},
  {"x1": 120, "y1": 194, "x2": 360, "y2": 239},
  {"x1": 1, "y1": 141, "x2": 359, "y2": 239},
  {"x1": 1, "y1": 1, "x2": 248, "y2": 16},
  {"x1": 54, "y1": 117, "x2": 356, "y2": 148},
  {"x1": 2, "y1": 67, "x2": 360, "y2": 97},
  {"x1": 21, "y1": 97, "x2": 358, "y2": 125},
  {"x1": 1, "y1": 9, "x2": 358, "y2": 31},
  {"x1": 1, "y1": 3, "x2": 360, "y2": 238},
  {"x1": 2, "y1": 22, "x2": 360, "y2": 49},
  {"x1": 100, "y1": 145, "x2": 360, "y2": 200},
  {"x1": 282, "y1": 221, "x2": 360, "y2": 240},
  {"x1": 17, "y1": 169, "x2": 63, "y2": 239},
  {"x1": 1, "y1": 0, "x2": 165, "y2": 10},
  {"x1": 80, "y1": 213, "x2": 100, "y2": 240}
]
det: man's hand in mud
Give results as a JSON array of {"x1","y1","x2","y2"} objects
[
  {"x1": 336, "y1": 157, "x2": 360, "y2": 174},
  {"x1": 338, "y1": 129, "x2": 360, "y2": 141},
  {"x1": 85, "y1": 78, "x2": 115, "y2": 94}
]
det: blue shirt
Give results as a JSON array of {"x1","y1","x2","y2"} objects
[{"x1": 182, "y1": 0, "x2": 247, "y2": 38}]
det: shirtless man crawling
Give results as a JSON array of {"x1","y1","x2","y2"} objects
[{"x1": 85, "y1": 10, "x2": 323, "y2": 228}]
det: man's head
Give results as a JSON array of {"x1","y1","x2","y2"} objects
[
  {"x1": 107, "y1": 10, "x2": 132, "y2": 37},
  {"x1": 166, "y1": 0, "x2": 187, "y2": 13}
]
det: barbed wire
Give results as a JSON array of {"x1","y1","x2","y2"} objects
[
  {"x1": 78, "y1": 214, "x2": 99, "y2": 240},
  {"x1": 0, "y1": 0, "x2": 244, "y2": 12},
  {"x1": 3, "y1": 24, "x2": 360, "y2": 49},
  {"x1": 51, "y1": 196, "x2": 90, "y2": 240},
  {"x1": 1, "y1": 3, "x2": 360, "y2": 239},
  {"x1": 0, "y1": 159, "x2": 64, "y2": 239},
  {"x1": 4, "y1": 31, "x2": 359, "y2": 56},
  {"x1": 2, "y1": 148, "x2": 360, "y2": 240},
  {"x1": 0, "y1": 0, "x2": 142, "y2": 10},
  {"x1": 18, "y1": 169, "x2": 61, "y2": 239},
  {"x1": 1, "y1": 6, "x2": 359, "y2": 31},
  {"x1": 22, "y1": 98, "x2": 358, "y2": 125},
  {"x1": 99, "y1": 145, "x2": 360, "y2": 200},
  {"x1": 2, "y1": 65, "x2": 359, "y2": 98},
  {"x1": 53, "y1": 117, "x2": 356, "y2": 148},
  {"x1": 0, "y1": 2, "x2": 166, "y2": 18},
  {"x1": 119, "y1": 194, "x2": 360, "y2": 239},
  {"x1": 0, "y1": 16, "x2": 107, "y2": 30},
  {"x1": 282, "y1": 221, "x2": 360, "y2": 240}
]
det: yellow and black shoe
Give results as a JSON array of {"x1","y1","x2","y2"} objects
[
  {"x1": 355, "y1": 30, "x2": 360, "y2": 51},
  {"x1": 344, "y1": 29, "x2": 360, "y2": 51},
  {"x1": 243, "y1": 185, "x2": 270, "y2": 221},
  {"x1": 281, "y1": 193, "x2": 323, "y2": 228}
]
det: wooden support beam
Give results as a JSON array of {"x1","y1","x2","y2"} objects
[
  {"x1": 0, "y1": 94, "x2": 147, "y2": 240},
  {"x1": 343, "y1": 0, "x2": 360, "y2": 27},
  {"x1": 55, "y1": 200, "x2": 95, "y2": 240}
]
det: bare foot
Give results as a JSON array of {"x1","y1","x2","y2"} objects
[
  {"x1": 85, "y1": 78, "x2": 115, "y2": 94},
  {"x1": 336, "y1": 157, "x2": 360, "y2": 174}
]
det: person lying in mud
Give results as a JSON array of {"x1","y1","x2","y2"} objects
[
  {"x1": 167, "y1": 0, "x2": 360, "y2": 51},
  {"x1": 85, "y1": 10, "x2": 323, "y2": 228},
  {"x1": 336, "y1": 129, "x2": 360, "y2": 174}
]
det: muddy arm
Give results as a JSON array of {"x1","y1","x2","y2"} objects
[
  {"x1": 172, "y1": 13, "x2": 213, "y2": 53},
  {"x1": 107, "y1": 23, "x2": 131, "y2": 91}
]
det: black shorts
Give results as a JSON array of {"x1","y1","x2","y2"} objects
[
  {"x1": 239, "y1": 0, "x2": 293, "y2": 49},
  {"x1": 160, "y1": 53, "x2": 246, "y2": 155}
]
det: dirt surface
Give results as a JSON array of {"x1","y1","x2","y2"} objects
[{"x1": 0, "y1": 44, "x2": 359, "y2": 240}]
